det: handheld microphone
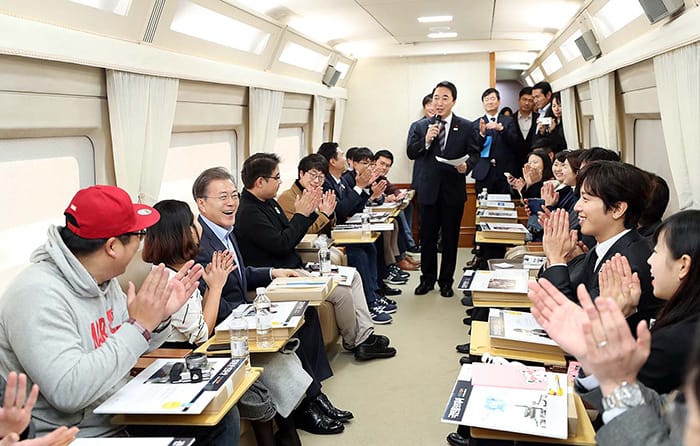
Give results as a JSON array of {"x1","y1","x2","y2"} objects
[{"x1": 430, "y1": 114, "x2": 442, "y2": 142}]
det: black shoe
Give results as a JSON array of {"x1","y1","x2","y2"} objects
[
  {"x1": 459, "y1": 356, "x2": 472, "y2": 366},
  {"x1": 379, "y1": 286, "x2": 402, "y2": 296},
  {"x1": 463, "y1": 317, "x2": 471, "y2": 325},
  {"x1": 294, "y1": 400, "x2": 344, "y2": 434},
  {"x1": 414, "y1": 281, "x2": 434, "y2": 295},
  {"x1": 368, "y1": 334, "x2": 391, "y2": 348},
  {"x1": 440, "y1": 285, "x2": 454, "y2": 298},
  {"x1": 455, "y1": 343, "x2": 470, "y2": 354},
  {"x1": 314, "y1": 393, "x2": 354, "y2": 422},
  {"x1": 354, "y1": 336, "x2": 397, "y2": 361},
  {"x1": 446, "y1": 432, "x2": 470, "y2": 446},
  {"x1": 460, "y1": 296, "x2": 473, "y2": 306}
]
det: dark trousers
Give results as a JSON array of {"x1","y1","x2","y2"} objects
[
  {"x1": 419, "y1": 202, "x2": 464, "y2": 287},
  {"x1": 345, "y1": 243, "x2": 380, "y2": 304},
  {"x1": 295, "y1": 307, "x2": 333, "y2": 397}
]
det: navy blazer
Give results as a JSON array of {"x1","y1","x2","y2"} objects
[
  {"x1": 472, "y1": 114, "x2": 521, "y2": 180},
  {"x1": 196, "y1": 215, "x2": 272, "y2": 323},
  {"x1": 322, "y1": 174, "x2": 368, "y2": 223},
  {"x1": 406, "y1": 114, "x2": 482, "y2": 206},
  {"x1": 541, "y1": 229, "x2": 665, "y2": 330},
  {"x1": 407, "y1": 116, "x2": 430, "y2": 192}
]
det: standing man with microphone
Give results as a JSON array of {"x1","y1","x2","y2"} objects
[{"x1": 408, "y1": 81, "x2": 484, "y2": 297}]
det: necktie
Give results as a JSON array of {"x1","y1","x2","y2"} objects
[
  {"x1": 437, "y1": 120, "x2": 446, "y2": 153},
  {"x1": 588, "y1": 249, "x2": 599, "y2": 275}
]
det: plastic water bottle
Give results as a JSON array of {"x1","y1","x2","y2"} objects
[
  {"x1": 317, "y1": 237, "x2": 332, "y2": 276},
  {"x1": 361, "y1": 210, "x2": 371, "y2": 240},
  {"x1": 479, "y1": 188, "x2": 488, "y2": 206},
  {"x1": 254, "y1": 287, "x2": 273, "y2": 348},
  {"x1": 229, "y1": 308, "x2": 250, "y2": 368}
]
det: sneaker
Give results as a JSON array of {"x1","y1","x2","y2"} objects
[
  {"x1": 376, "y1": 297, "x2": 397, "y2": 313},
  {"x1": 369, "y1": 305, "x2": 392, "y2": 324},
  {"x1": 383, "y1": 270, "x2": 408, "y2": 285},
  {"x1": 378, "y1": 286, "x2": 402, "y2": 296},
  {"x1": 389, "y1": 264, "x2": 410, "y2": 279},
  {"x1": 380, "y1": 295, "x2": 397, "y2": 306}
]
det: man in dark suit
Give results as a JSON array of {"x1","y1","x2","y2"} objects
[
  {"x1": 192, "y1": 167, "x2": 350, "y2": 435},
  {"x1": 539, "y1": 161, "x2": 665, "y2": 330},
  {"x1": 406, "y1": 94, "x2": 434, "y2": 197},
  {"x1": 514, "y1": 87, "x2": 537, "y2": 173},
  {"x1": 471, "y1": 88, "x2": 520, "y2": 195},
  {"x1": 407, "y1": 80, "x2": 484, "y2": 297}
]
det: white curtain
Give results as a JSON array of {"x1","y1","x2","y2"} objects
[
  {"x1": 106, "y1": 70, "x2": 178, "y2": 205},
  {"x1": 311, "y1": 95, "x2": 327, "y2": 151},
  {"x1": 249, "y1": 87, "x2": 284, "y2": 153},
  {"x1": 560, "y1": 88, "x2": 580, "y2": 149},
  {"x1": 653, "y1": 43, "x2": 700, "y2": 210},
  {"x1": 589, "y1": 73, "x2": 618, "y2": 151},
  {"x1": 332, "y1": 98, "x2": 346, "y2": 143}
]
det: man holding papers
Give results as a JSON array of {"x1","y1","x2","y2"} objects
[
  {"x1": 407, "y1": 80, "x2": 484, "y2": 297},
  {"x1": 0, "y1": 186, "x2": 239, "y2": 444}
]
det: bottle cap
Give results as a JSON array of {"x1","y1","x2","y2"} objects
[{"x1": 256, "y1": 287, "x2": 266, "y2": 294}]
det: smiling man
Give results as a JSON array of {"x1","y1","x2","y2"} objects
[
  {"x1": 539, "y1": 160, "x2": 665, "y2": 330},
  {"x1": 407, "y1": 80, "x2": 484, "y2": 297}
]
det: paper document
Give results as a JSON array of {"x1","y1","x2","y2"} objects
[
  {"x1": 435, "y1": 154, "x2": 469, "y2": 166},
  {"x1": 72, "y1": 439, "x2": 195, "y2": 445}
]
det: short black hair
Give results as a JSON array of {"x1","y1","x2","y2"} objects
[
  {"x1": 565, "y1": 149, "x2": 584, "y2": 174},
  {"x1": 373, "y1": 149, "x2": 394, "y2": 164},
  {"x1": 529, "y1": 149, "x2": 554, "y2": 181},
  {"x1": 519, "y1": 87, "x2": 533, "y2": 97},
  {"x1": 240, "y1": 153, "x2": 280, "y2": 189},
  {"x1": 60, "y1": 214, "x2": 132, "y2": 256},
  {"x1": 532, "y1": 81, "x2": 552, "y2": 96},
  {"x1": 579, "y1": 147, "x2": 621, "y2": 164},
  {"x1": 422, "y1": 94, "x2": 433, "y2": 107},
  {"x1": 639, "y1": 173, "x2": 670, "y2": 228},
  {"x1": 318, "y1": 142, "x2": 340, "y2": 162},
  {"x1": 298, "y1": 154, "x2": 329, "y2": 177},
  {"x1": 576, "y1": 161, "x2": 649, "y2": 229},
  {"x1": 350, "y1": 147, "x2": 373, "y2": 162},
  {"x1": 345, "y1": 147, "x2": 358, "y2": 162},
  {"x1": 432, "y1": 81, "x2": 457, "y2": 101},
  {"x1": 481, "y1": 88, "x2": 500, "y2": 101},
  {"x1": 498, "y1": 106, "x2": 513, "y2": 118}
]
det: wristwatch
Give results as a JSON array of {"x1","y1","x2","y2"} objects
[{"x1": 602, "y1": 381, "x2": 645, "y2": 411}]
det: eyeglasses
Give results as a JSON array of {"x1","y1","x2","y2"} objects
[
  {"x1": 263, "y1": 174, "x2": 281, "y2": 182},
  {"x1": 202, "y1": 192, "x2": 240, "y2": 202},
  {"x1": 129, "y1": 230, "x2": 147, "y2": 241},
  {"x1": 305, "y1": 172, "x2": 325, "y2": 182}
]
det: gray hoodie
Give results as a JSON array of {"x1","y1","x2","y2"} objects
[{"x1": 0, "y1": 226, "x2": 170, "y2": 437}]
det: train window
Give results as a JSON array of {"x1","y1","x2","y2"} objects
[
  {"x1": 0, "y1": 136, "x2": 95, "y2": 294},
  {"x1": 279, "y1": 42, "x2": 329, "y2": 73},
  {"x1": 560, "y1": 31, "x2": 583, "y2": 62},
  {"x1": 159, "y1": 131, "x2": 238, "y2": 209},
  {"x1": 274, "y1": 127, "x2": 305, "y2": 194},
  {"x1": 633, "y1": 119, "x2": 679, "y2": 215}
]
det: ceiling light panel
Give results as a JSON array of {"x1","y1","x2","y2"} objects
[
  {"x1": 279, "y1": 42, "x2": 329, "y2": 72},
  {"x1": 593, "y1": 0, "x2": 645, "y2": 38},
  {"x1": 68, "y1": 0, "x2": 132, "y2": 16},
  {"x1": 417, "y1": 15, "x2": 453, "y2": 23},
  {"x1": 427, "y1": 32, "x2": 458, "y2": 39},
  {"x1": 170, "y1": 0, "x2": 271, "y2": 55}
]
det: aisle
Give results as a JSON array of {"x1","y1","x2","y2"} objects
[{"x1": 300, "y1": 249, "x2": 473, "y2": 446}]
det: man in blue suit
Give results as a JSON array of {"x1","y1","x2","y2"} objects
[{"x1": 407, "y1": 81, "x2": 484, "y2": 297}]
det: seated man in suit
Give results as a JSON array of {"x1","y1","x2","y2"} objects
[
  {"x1": 539, "y1": 160, "x2": 665, "y2": 330},
  {"x1": 234, "y1": 153, "x2": 397, "y2": 362},
  {"x1": 277, "y1": 153, "x2": 396, "y2": 325},
  {"x1": 192, "y1": 167, "x2": 350, "y2": 435},
  {"x1": 407, "y1": 80, "x2": 484, "y2": 297}
]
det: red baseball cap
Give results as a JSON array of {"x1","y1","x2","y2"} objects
[{"x1": 64, "y1": 185, "x2": 160, "y2": 239}]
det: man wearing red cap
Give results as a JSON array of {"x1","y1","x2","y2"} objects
[{"x1": 0, "y1": 185, "x2": 240, "y2": 444}]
